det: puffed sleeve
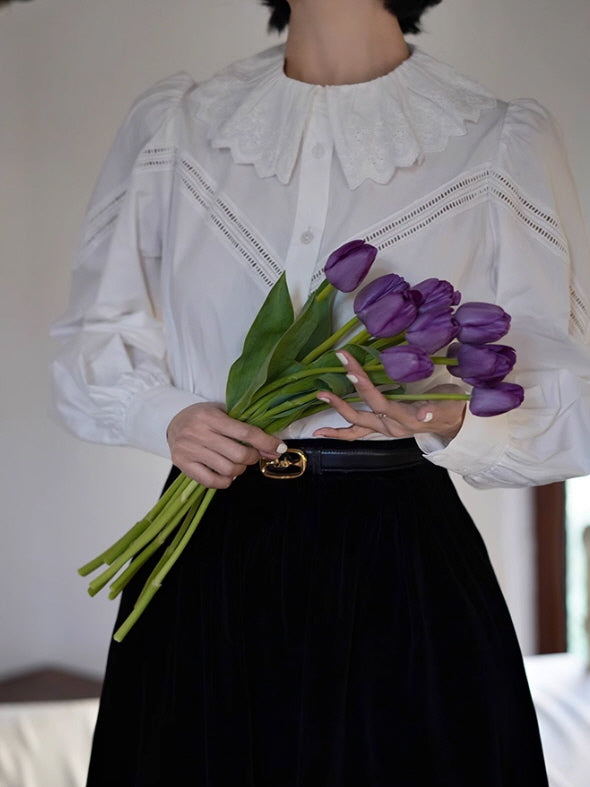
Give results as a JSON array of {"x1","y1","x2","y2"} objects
[
  {"x1": 417, "y1": 99, "x2": 590, "y2": 488},
  {"x1": 51, "y1": 73, "x2": 205, "y2": 458}
]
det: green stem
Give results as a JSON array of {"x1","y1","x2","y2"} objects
[
  {"x1": 78, "y1": 473, "x2": 194, "y2": 575},
  {"x1": 300, "y1": 315, "x2": 360, "y2": 365},
  {"x1": 369, "y1": 332, "x2": 406, "y2": 351},
  {"x1": 432, "y1": 356, "x2": 458, "y2": 365},
  {"x1": 349, "y1": 392, "x2": 470, "y2": 402},
  {"x1": 237, "y1": 365, "x2": 348, "y2": 422},
  {"x1": 86, "y1": 485, "x2": 201, "y2": 597},
  {"x1": 107, "y1": 485, "x2": 207, "y2": 599},
  {"x1": 315, "y1": 281, "x2": 334, "y2": 303},
  {"x1": 343, "y1": 327, "x2": 371, "y2": 346},
  {"x1": 113, "y1": 488, "x2": 217, "y2": 642}
]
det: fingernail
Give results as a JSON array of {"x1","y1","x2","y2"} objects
[
  {"x1": 336, "y1": 352, "x2": 349, "y2": 366},
  {"x1": 346, "y1": 373, "x2": 359, "y2": 384},
  {"x1": 421, "y1": 412, "x2": 433, "y2": 423},
  {"x1": 317, "y1": 395, "x2": 331, "y2": 403},
  {"x1": 277, "y1": 442, "x2": 288, "y2": 454}
]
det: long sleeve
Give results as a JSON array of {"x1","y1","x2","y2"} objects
[
  {"x1": 417, "y1": 99, "x2": 590, "y2": 488},
  {"x1": 51, "y1": 73, "x2": 204, "y2": 458}
]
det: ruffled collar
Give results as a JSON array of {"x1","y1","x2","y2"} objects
[{"x1": 191, "y1": 44, "x2": 496, "y2": 189}]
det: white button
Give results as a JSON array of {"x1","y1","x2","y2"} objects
[
  {"x1": 312, "y1": 143, "x2": 326, "y2": 159},
  {"x1": 300, "y1": 230, "x2": 314, "y2": 244}
]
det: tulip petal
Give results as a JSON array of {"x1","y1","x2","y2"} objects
[
  {"x1": 324, "y1": 240, "x2": 378, "y2": 292},
  {"x1": 455, "y1": 302, "x2": 511, "y2": 343},
  {"x1": 469, "y1": 382, "x2": 525, "y2": 416},
  {"x1": 381, "y1": 345, "x2": 435, "y2": 382}
]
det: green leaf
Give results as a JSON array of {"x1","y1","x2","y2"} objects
[
  {"x1": 316, "y1": 372, "x2": 354, "y2": 397},
  {"x1": 338, "y1": 343, "x2": 378, "y2": 365},
  {"x1": 366, "y1": 369, "x2": 403, "y2": 387},
  {"x1": 359, "y1": 344, "x2": 382, "y2": 363},
  {"x1": 226, "y1": 274, "x2": 294, "y2": 413},
  {"x1": 265, "y1": 286, "x2": 333, "y2": 380}
]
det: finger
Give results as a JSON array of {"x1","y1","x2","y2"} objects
[
  {"x1": 172, "y1": 443, "x2": 247, "y2": 481},
  {"x1": 316, "y1": 391, "x2": 385, "y2": 432},
  {"x1": 336, "y1": 351, "x2": 398, "y2": 420},
  {"x1": 316, "y1": 392, "x2": 413, "y2": 438},
  {"x1": 208, "y1": 434, "x2": 261, "y2": 467},
  {"x1": 181, "y1": 462, "x2": 237, "y2": 490},
  {"x1": 210, "y1": 414, "x2": 287, "y2": 457},
  {"x1": 312, "y1": 424, "x2": 375, "y2": 441},
  {"x1": 413, "y1": 403, "x2": 435, "y2": 424}
]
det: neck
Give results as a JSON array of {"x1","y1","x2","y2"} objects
[{"x1": 284, "y1": 0, "x2": 410, "y2": 86}]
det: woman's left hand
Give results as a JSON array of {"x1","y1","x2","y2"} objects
[{"x1": 312, "y1": 351, "x2": 466, "y2": 442}]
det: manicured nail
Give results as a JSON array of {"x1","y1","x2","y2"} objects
[
  {"x1": 317, "y1": 395, "x2": 331, "y2": 403},
  {"x1": 277, "y1": 442, "x2": 288, "y2": 454},
  {"x1": 346, "y1": 373, "x2": 359, "y2": 384},
  {"x1": 421, "y1": 412, "x2": 433, "y2": 423},
  {"x1": 336, "y1": 352, "x2": 349, "y2": 366}
]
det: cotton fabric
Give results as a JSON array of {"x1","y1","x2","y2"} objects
[{"x1": 51, "y1": 45, "x2": 590, "y2": 488}]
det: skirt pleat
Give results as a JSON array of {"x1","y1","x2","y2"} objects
[{"x1": 86, "y1": 446, "x2": 548, "y2": 787}]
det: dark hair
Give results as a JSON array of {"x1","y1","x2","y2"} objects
[{"x1": 261, "y1": 0, "x2": 443, "y2": 34}]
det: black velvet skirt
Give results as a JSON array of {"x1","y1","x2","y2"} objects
[{"x1": 86, "y1": 440, "x2": 548, "y2": 787}]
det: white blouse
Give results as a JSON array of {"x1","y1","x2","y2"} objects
[{"x1": 51, "y1": 44, "x2": 590, "y2": 489}]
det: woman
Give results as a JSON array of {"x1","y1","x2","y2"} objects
[{"x1": 52, "y1": 0, "x2": 590, "y2": 784}]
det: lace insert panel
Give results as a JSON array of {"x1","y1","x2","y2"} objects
[{"x1": 178, "y1": 152, "x2": 283, "y2": 289}]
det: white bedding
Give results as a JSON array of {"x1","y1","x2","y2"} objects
[
  {"x1": 0, "y1": 699, "x2": 98, "y2": 787},
  {"x1": 525, "y1": 653, "x2": 590, "y2": 787},
  {"x1": 0, "y1": 654, "x2": 588, "y2": 787}
]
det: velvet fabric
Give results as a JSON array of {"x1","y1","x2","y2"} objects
[{"x1": 87, "y1": 441, "x2": 548, "y2": 786}]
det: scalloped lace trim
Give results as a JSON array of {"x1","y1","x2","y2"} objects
[{"x1": 193, "y1": 45, "x2": 497, "y2": 188}]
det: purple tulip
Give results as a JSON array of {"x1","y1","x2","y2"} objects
[
  {"x1": 380, "y1": 345, "x2": 435, "y2": 383},
  {"x1": 353, "y1": 273, "x2": 410, "y2": 313},
  {"x1": 447, "y1": 342, "x2": 517, "y2": 385},
  {"x1": 355, "y1": 291, "x2": 420, "y2": 338},
  {"x1": 405, "y1": 309, "x2": 459, "y2": 354},
  {"x1": 469, "y1": 382, "x2": 525, "y2": 416},
  {"x1": 413, "y1": 278, "x2": 461, "y2": 313},
  {"x1": 454, "y1": 302, "x2": 511, "y2": 343},
  {"x1": 353, "y1": 274, "x2": 420, "y2": 338},
  {"x1": 324, "y1": 240, "x2": 378, "y2": 292}
]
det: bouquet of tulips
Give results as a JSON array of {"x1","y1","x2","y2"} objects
[{"x1": 79, "y1": 240, "x2": 524, "y2": 641}]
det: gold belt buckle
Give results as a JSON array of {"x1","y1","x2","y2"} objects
[{"x1": 259, "y1": 448, "x2": 307, "y2": 479}]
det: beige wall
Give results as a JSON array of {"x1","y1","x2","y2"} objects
[{"x1": 1, "y1": 0, "x2": 588, "y2": 677}]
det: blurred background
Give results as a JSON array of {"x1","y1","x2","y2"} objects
[{"x1": 1, "y1": 0, "x2": 589, "y2": 680}]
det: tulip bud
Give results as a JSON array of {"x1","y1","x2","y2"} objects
[
  {"x1": 469, "y1": 382, "x2": 525, "y2": 416},
  {"x1": 447, "y1": 343, "x2": 516, "y2": 385},
  {"x1": 324, "y1": 240, "x2": 378, "y2": 292},
  {"x1": 413, "y1": 278, "x2": 461, "y2": 313},
  {"x1": 355, "y1": 291, "x2": 420, "y2": 338},
  {"x1": 454, "y1": 302, "x2": 511, "y2": 343},
  {"x1": 380, "y1": 345, "x2": 435, "y2": 383},
  {"x1": 353, "y1": 273, "x2": 410, "y2": 313},
  {"x1": 405, "y1": 309, "x2": 459, "y2": 354}
]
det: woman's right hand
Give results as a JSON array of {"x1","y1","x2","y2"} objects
[{"x1": 166, "y1": 403, "x2": 287, "y2": 489}]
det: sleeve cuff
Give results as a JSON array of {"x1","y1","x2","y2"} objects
[
  {"x1": 415, "y1": 408, "x2": 511, "y2": 478},
  {"x1": 123, "y1": 385, "x2": 208, "y2": 459}
]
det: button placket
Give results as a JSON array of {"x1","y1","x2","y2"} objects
[{"x1": 284, "y1": 98, "x2": 333, "y2": 314}]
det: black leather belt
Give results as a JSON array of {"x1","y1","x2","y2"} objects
[{"x1": 258, "y1": 438, "x2": 424, "y2": 479}]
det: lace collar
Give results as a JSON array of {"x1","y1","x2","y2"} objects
[{"x1": 192, "y1": 44, "x2": 496, "y2": 189}]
